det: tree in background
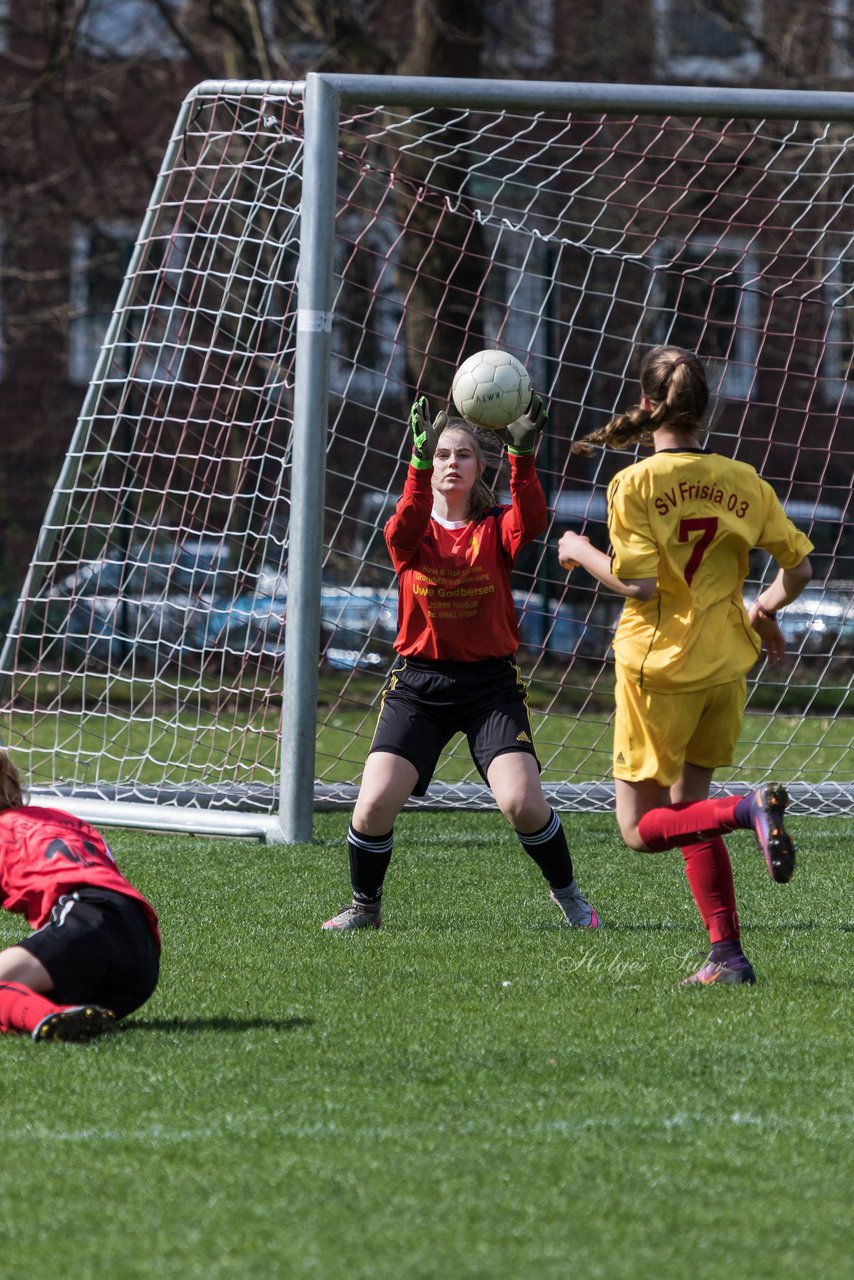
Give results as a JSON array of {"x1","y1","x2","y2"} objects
[
  {"x1": 0, "y1": 0, "x2": 847, "y2": 607},
  {"x1": 0, "y1": 0, "x2": 486, "y2": 604}
]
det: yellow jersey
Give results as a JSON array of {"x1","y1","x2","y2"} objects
[{"x1": 607, "y1": 448, "x2": 813, "y2": 691}]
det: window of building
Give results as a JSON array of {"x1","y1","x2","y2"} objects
[
  {"x1": 646, "y1": 238, "x2": 759, "y2": 398},
  {"x1": 823, "y1": 254, "x2": 854, "y2": 402},
  {"x1": 485, "y1": 0, "x2": 555, "y2": 71},
  {"x1": 830, "y1": 0, "x2": 854, "y2": 75},
  {"x1": 0, "y1": 223, "x2": 4, "y2": 381},
  {"x1": 259, "y1": 0, "x2": 329, "y2": 64},
  {"x1": 330, "y1": 213, "x2": 407, "y2": 400},
  {"x1": 76, "y1": 0, "x2": 185, "y2": 59},
  {"x1": 69, "y1": 224, "x2": 132, "y2": 385},
  {"x1": 653, "y1": 0, "x2": 763, "y2": 80},
  {"x1": 69, "y1": 222, "x2": 188, "y2": 387}
]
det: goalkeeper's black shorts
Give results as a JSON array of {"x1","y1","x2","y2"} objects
[{"x1": 368, "y1": 654, "x2": 540, "y2": 796}]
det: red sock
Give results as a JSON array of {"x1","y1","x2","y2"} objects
[
  {"x1": 637, "y1": 795, "x2": 742, "y2": 852},
  {"x1": 0, "y1": 982, "x2": 62, "y2": 1036},
  {"x1": 680, "y1": 837, "x2": 740, "y2": 943}
]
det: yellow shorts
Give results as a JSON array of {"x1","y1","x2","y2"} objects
[{"x1": 613, "y1": 665, "x2": 746, "y2": 787}]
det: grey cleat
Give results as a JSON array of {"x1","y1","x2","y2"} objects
[
  {"x1": 550, "y1": 882, "x2": 600, "y2": 928},
  {"x1": 321, "y1": 901, "x2": 382, "y2": 930}
]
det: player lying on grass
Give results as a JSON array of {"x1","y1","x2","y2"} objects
[
  {"x1": 323, "y1": 396, "x2": 598, "y2": 931},
  {"x1": 558, "y1": 345, "x2": 813, "y2": 986},
  {"x1": 0, "y1": 749, "x2": 160, "y2": 1041}
]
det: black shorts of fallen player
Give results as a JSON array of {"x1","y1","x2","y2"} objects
[
  {"x1": 17, "y1": 887, "x2": 160, "y2": 1019},
  {"x1": 368, "y1": 655, "x2": 540, "y2": 796}
]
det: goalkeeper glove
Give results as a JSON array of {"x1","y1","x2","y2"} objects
[
  {"x1": 409, "y1": 396, "x2": 447, "y2": 469},
  {"x1": 494, "y1": 395, "x2": 547, "y2": 456}
]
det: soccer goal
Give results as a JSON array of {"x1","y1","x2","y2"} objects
[{"x1": 2, "y1": 75, "x2": 853, "y2": 841}]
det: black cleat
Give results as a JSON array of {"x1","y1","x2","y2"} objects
[
  {"x1": 748, "y1": 783, "x2": 796, "y2": 883},
  {"x1": 32, "y1": 1005, "x2": 116, "y2": 1042}
]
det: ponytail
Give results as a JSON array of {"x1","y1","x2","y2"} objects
[{"x1": 572, "y1": 346, "x2": 709, "y2": 455}]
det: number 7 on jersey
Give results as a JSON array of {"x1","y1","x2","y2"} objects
[{"x1": 678, "y1": 517, "x2": 718, "y2": 585}]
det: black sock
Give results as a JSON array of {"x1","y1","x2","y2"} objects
[
  {"x1": 348, "y1": 824, "x2": 393, "y2": 904},
  {"x1": 516, "y1": 809, "x2": 574, "y2": 891}
]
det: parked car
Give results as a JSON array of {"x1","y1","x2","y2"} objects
[
  {"x1": 206, "y1": 585, "x2": 398, "y2": 671},
  {"x1": 44, "y1": 539, "x2": 228, "y2": 664},
  {"x1": 44, "y1": 534, "x2": 602, "y2": 670},
  {"x1": 208, "y1": 584, "x2": 588, "y2": 667},
  {"x1": 354, "y1": 485, "x2": 612, "y2": 572},
  {"x1": 512, "y1": 590, "x2": 589, "y2": 657},
  {"x1": 773, "y1": 584, "x2": 854, "y2": 655},
  {"x1": 45, "y1": 551, "x2": 399, "y2": 671}
]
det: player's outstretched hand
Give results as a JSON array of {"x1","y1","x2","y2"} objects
[
  {"x1": 748, "y1": 601, "x2": 787, "y2": 665},
  {"x1": 409, "y1": 396, "x2": 447, "y2": 468},
  {"x1": 558, "y1": 530, "x2": 591, "y2": 573},
  {"x1": 494, "y1": 394, "x2": 547, "y2": 456}
]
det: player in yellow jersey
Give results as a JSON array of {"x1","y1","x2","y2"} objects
[{"x1": 557, "y1": 346, "x2": 813, "y2": 986}]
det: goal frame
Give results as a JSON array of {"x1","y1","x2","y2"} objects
[
  {"x1": 5, "y1": 73, "x2": 854, "y2": 842},
  {"x1": 270, "y1": 73, "x2": 854, "y2": 843}
]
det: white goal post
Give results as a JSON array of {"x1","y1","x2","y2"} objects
[{"x1": 1, "y1": 74, "x2": 853, "y2": 841}]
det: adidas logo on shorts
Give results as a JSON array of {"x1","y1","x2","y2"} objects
[
  {"x1": 516, "y1": 731, "x2": 531, "y2": 743},
  {"x1": 616, "y1": 752, "x2": 626, "y2": 764}
]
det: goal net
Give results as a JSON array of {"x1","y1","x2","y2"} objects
[{"x1": 2, "y1": 77, "x2": 852, "y2": 838}]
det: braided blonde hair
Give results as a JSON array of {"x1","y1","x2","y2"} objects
[{"x1": 572, "y1": 346, "x2": 709, "y2": 455}]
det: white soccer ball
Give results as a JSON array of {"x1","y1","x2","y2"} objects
[{"x1": 451, "y1": 349, "x2": 532, "y2": 430}]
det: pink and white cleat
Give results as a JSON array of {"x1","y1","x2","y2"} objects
[{"x1": 550, "y1": 882, "x2": 600, "y2": 928}]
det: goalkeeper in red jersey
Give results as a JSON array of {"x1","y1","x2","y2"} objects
[
  {"x1": 323, "y1": 396, "x2": 598, "y2": 931},
  {"x1": 558, "y1": 345, "x2": 813, "y2": 986},
  {"x1": 0, "y1": 749, "x2": 160, "y2": 1040}
]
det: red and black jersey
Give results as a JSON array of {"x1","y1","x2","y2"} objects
[
  {"x1": 385, "y1": 453, "x2": 547, "y2": 661},
  {"x1": 0, "y1": 805, "x2": 160, "y2": 946}
]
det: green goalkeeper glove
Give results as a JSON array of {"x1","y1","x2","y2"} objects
[
  {"x1": 409, "y1": 396, "x2": 447, "y2": 469},
  {"x1": 494, "y1": 394, "x2": 547, "y2": 456}
]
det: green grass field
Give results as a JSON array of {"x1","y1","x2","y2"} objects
[
  {"x1": 0, "y1": 808, "x2": 851, "y2": 1278},
  {"x1": 8, "y1": 704, "x2": 853, "y2": 792}
]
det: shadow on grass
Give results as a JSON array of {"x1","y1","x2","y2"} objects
[
  {"x1": 601, "y1": 920, "x2": 833, "y2": 932},
  {"x1": 570, "y1": 921, "x2": 701, "y2": 934},
  {"x1": 120, "y1": 1016, "x2": 314, "y2": 1034}
]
